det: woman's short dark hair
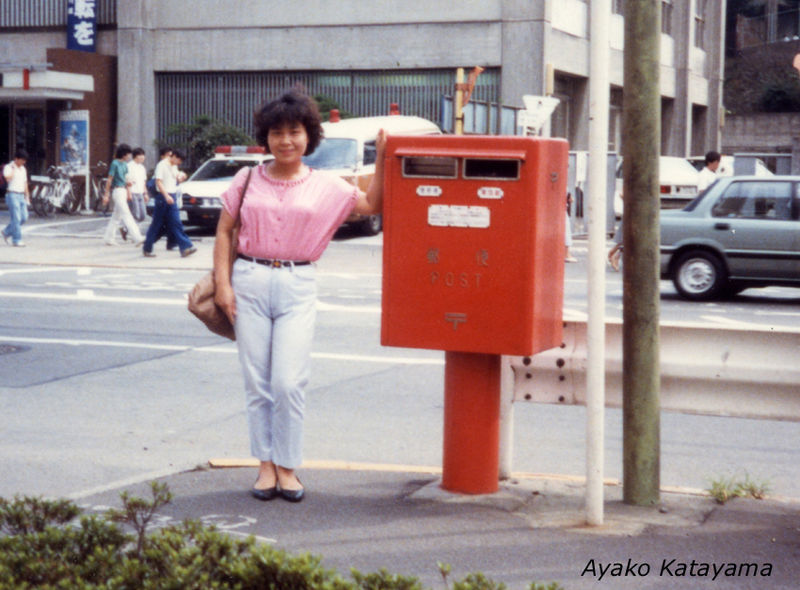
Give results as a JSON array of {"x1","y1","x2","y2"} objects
[
  {"x1": 253, "y1": 91, "x2": 323, "y2": 155},
  {"x1": 132, "y1": 147, "x2": 145, "y2": 157},
  {"x1": 115, "y1": 143, "x2": 132, "y2": 159}
]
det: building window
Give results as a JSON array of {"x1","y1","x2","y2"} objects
[
  {"x1": 662, "y1": 0, "x2": 673, "y2": 35},
  {"x1": 777, "y1": 0, "x2": 800, "y2": 40},
  {"x1": 612, "y1": 0, "x2": 624, "y2": 16},
  {"x1": 694, "y1": 0, "x2": 706, "y2": 48}
]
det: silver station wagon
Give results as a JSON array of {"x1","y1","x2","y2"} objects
[{"x1": 660, "y1": 176, "x2": 800, "y2": 300}]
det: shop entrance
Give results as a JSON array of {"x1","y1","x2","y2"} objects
[
  {"x1": 14, "y1": 107, "x2": 46, "y2": 175},
  {"x1": 0, "y1": 105, "x2": 46, "y2": 174},
  {"x1": 0, "y1": 105, "x2": 9, "y2": 167}
]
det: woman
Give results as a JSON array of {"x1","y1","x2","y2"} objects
[
  {"x1": 102, "y1": 143, "x2": 144, "y2": 246},
  {"x1": 214, "y1": 91, "x2": 386, "y2": 502}
]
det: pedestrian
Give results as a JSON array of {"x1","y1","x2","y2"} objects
[
  {"x1": 127, "y1": 147, "x2": 148, "y2": 222},
  {"x1": 103, "y1": 144, "x2": 145, "y2": 246},
  {"x1": 565, "y1": 192, "x2": 577, "y2": 262},
  {"x1": 213, "y1": 91, "x2": 387, "y2": 502},
  {"x1": 697, "y1": 150, "x2": 721, "y2": 193},
  {"x1": 142, "y1": 148, "x2": 195, "y2": 257},
  {"x1": 2, "y1": 148, "x2": 30, "y2": 247},
  {"x1": 608, "y1": 217, "x2": 623, "y2": 271},
  {"x1": 150, "y1": 146, "x2": 178, "y2": 250}
]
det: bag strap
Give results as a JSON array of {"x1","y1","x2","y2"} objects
[
  {"x1": 236, "y1": 166, "x2": 254, "y2": 219},
  {"x1": 230, "y1": 167, "x2": 254, "y2": 261}
]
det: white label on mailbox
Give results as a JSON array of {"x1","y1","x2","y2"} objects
[
  {"x1": 427, "y1": 205, "x2": 490, "y2": 228},
  {"x1": 468, "y1": 206, "x2": 491, "y2": 228},
  {"x1": 478, "y1": 187, "x2": 504, "y2": 199},
  {"x1": 428, "y1": 205, "x2": 450, "y2": 226},
  {"x1": 416, "y1": 185, "x2": 443, "y2": 197}
]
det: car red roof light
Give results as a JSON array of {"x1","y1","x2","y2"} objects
[
  {"x1": 660, "y1": 185, "x2": 670, "y2": 194},
  {"x1": 215, "y1": 145, "x2": 265, "y2": 154}
]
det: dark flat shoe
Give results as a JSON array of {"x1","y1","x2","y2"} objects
[
  {"x1": 251, "y1": 486, "x2": 279, "y2": 501},
  {"x1": 279, "y1": 481, "x2": 305, "y2": 503}
]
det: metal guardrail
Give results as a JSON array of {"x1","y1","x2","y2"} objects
[{"x1": 506, "y1": 320, "x2": 800, "y2": 422}]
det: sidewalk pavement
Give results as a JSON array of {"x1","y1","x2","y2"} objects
[
  {"x1": 4, "y1": 213, "x2": 800, "y2": 588},
  {"x1": 0, "y1": 212, "x2": 213, "y2": 270},
  {"x1": 74, "y1": 463, "x2": 799, "y2": 590}
]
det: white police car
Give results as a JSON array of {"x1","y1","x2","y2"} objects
[{"x1": 179, "y1": 146, "x2": 272, "y2": 228}]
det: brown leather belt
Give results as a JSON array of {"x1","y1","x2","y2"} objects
[{"x1": 237, "y1": 253, "x2": 312, "y2": 268}]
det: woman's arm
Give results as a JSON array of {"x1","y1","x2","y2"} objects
[
  {"x1": 213, "y1": 209, "x2": 238, "y2": 323},
  {"x1": 353, "y1": 129, "x2": 387, "y2": 215}
]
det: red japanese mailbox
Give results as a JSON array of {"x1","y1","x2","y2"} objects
[{"x1": 381, "y1": 134, "x2": 568, "y2": 494}]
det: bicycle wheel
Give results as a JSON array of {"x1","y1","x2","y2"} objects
[
  {"x1": 61, "y1": 181, "x2": 82, "y2": 214},
  {"x1": 28, "y1": 185, "x2": 42, "y2": 216},
  {"x1": 39, "y1": 185, "x2": 57, "y2": 218},
  {"x1": 30, "y1": 185, "x2": 49, "y2": 217},
  {"x1": 91, "y1": 180, "x2": 111, "y2": 215}
]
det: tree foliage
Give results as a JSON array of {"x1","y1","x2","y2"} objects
[{"x1": 160, "y1": 115, "x2": 255, "y2": 170}]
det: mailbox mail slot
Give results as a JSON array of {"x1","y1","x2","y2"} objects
[{"x1": 381, "y1": 135, "x2": 568, "y2": 356}]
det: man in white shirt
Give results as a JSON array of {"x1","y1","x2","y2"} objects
[
  {"x1": 2, "y1": 149, "x2": 31, "y2": 247},
  {"x1": 142, "y1": 148, "x2": 196, "y2": 257},
  {"x1": 697, "y1": 150, "x2": 721, "y2": 193}
]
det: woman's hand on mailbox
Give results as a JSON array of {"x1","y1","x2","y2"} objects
[{"x1": 375, "y1": 128, "x2": 387, "y2": 158}]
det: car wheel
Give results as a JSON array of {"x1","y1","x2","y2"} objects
[
  {"x1": 672, "y1": 250, "x2": 727, "y2": 301},
  {"x1": 360, "y1": 214, "x2": 382, "y2": 236}
]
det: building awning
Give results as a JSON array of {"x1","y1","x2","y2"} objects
[{"x1": 0, "y1": 68, "x2": 94, "y2": 101}]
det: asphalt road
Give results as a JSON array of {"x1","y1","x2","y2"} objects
[{"x1": 0, "y1": 214, "x2": 798, "y2": 503}]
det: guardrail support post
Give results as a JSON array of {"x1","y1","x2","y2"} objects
[{"x1": 442, "y1": 351, "x2": 501, "y2": 494}]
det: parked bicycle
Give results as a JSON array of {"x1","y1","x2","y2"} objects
[
  {"x1": 88, "y1": 161, "x2": 111, "y2": 215},
  {"x1": 31, "y1": 165, "x2": 82, "y2": 217}
]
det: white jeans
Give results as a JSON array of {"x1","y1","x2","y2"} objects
[
  {"x1": 233, "y1": 258, "x2": 317, "y2": 468},
  {"x1": 104, "y1": 188, "x2": 143, "y2": 244}
]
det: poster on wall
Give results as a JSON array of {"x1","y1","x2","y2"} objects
[{"x1": 58, "y1": 110, "x2": 90, "y2": 175}]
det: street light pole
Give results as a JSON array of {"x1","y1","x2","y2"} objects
[{"x1": 586, "y1": 0, "x2": 611, "y2": 526}]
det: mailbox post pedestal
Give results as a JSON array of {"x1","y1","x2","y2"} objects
[{"x1": 442, "y1": 351, "x2": 501, "y2": 494}]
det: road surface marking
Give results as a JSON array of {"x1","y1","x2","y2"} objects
[{"x1": 0, "y1": 334, "x2": 443, "y2": 365}]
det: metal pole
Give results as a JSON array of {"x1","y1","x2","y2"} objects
[
  {"x1": 455, "y1": 67, "x2": 465, "y2": 136},
  {"x1": 498, "y1": 356, "x2": 515, "y2": 480},
  {"x1": 442, "y1": 351, "x2": 501, "y2": 494},
  {"x1": 586, "y1": 0, "x2": 611, "y2": 526},
  {"x1": 622, "y1": 0, "x2": 661, "y2": 507}
]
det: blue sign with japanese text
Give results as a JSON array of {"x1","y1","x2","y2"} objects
[{"x1": 67, "y1": 0, "x2": 97, "y2": 52}]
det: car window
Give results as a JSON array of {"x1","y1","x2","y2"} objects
[
  {"x1": 363, "y1": 141, "x2": 377, "y2": 166},
  {"x1": 303, "y1": 138, "x2": 358, "y2": 169},
  {"x1": 190, "y1": 159, "x2": 256, "y2": 181},
  {"x1": 711, "y1": 181, "x2": 792, "y2": 220}
]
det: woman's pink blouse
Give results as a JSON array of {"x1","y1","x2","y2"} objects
[{"x1": 220, "y1": 165, "x2": 358, "y2": 261}]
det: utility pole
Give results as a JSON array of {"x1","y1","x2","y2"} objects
[{"x1": 622, "y1": 0, "x2": 661, "y2": 506}]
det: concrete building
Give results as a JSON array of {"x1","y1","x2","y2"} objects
[{"x1": 1, "y1": 0, "x2": 725, "y2": 174}]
